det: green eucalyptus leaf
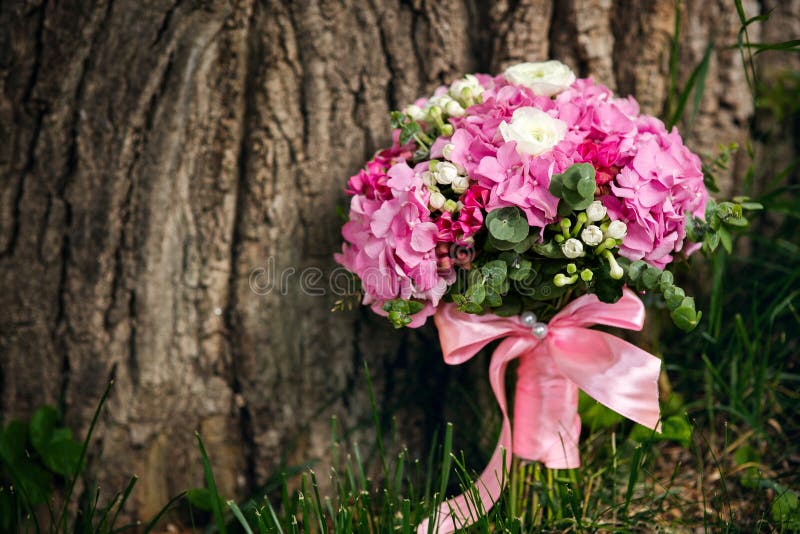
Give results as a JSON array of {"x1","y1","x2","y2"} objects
[
  {"x1": 484, "y1": 287, "x2": 503, "y2": 307},
  {"x1": 465, "y1": 280, "x2": 486, "y2": 305},
  {"x1": 670, "y1": 297, "x2": 701, "y2": 331},
  {"x1": 508, "y1": 258, "x2": 533, "y2": 281},
  {"x1": 486, "y1": 207, "x2": 528, "y2": 243},
  {"x1": 550, "y1": 163, "x2": 596, "y2": 213},
  {"x1": 663, "y1": 285, "x2": 686, "y2": 309},
  {"x1": 530, "y1": 241, "x2": 564, "y2": 259},
  {"x1": 626, "y1": 260, "x2": 648, "y2": 283},
  {"x1": 481, "y1": 260, "x2": 508, "y2": 290},
  {"x1": 642, "y1": 266, "x2": 662, "y2": 290},
  {"x1": 658, "y1": 270, "x2": 674, "y2": 291}
]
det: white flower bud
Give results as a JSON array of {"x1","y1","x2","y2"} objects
[
  {"x1": 422, "y1": 171, "x2": 436, "y2": 187},
  {"x1": 442, "y1": 143, "x2": 455, "y2": 159},
  {"x1": 606, "y1": 220, "x2": 628, "y2": 240},
  {"x1": 580, "y1": 225, "x2": 604, "y2": 246},
  {"x1": 435, "y1": 162, "x2": 458, "y2": 185},
  {"x1": 450, "y1": 74, "x2": 483, "y2": 103},
  {"x1": 585, "y1": 200, "x2": 607, "y2": 222},
  {"x1": 444, "y1": 100, "x2": 465, "y2": 117},
  {"x1": 443, "y1": 199, "x2": 458, "y2": 213},
  {"x1": 606, "y1": 253, "x2": 624, "y2": 280},
  {"x1": 561, "y1": 238, "x2": 584, "y2": 259},
  {"x1": 451, "y1": 175, "x2": 469, "y2": 194},
  {"x1": 429, "y1": 191, "x2": 446, "y2": 210},
  {"x1": 405, "y1": 104, "x2": 426, "y2": 122}
]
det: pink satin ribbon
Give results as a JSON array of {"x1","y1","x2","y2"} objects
[{"x1": 419, "y1": 288, "x2": 661, "y2": 533}]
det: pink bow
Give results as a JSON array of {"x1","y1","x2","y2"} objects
[{"x1": 419, "y1": 288, "x2": 661, "y2": 533}]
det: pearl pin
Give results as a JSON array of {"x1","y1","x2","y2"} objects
[
  {"x1": 520, "y1": 311, "x2": 537, "y2": 327},
  {"x1": 531, "y1": 322, "x2": 548, "y2": 339}
]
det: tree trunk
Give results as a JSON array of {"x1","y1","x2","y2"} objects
[{"x1": 0, "y1": 0, "x2": 794, "y2": 523}]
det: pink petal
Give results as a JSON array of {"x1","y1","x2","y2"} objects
[{"x1": 411, "y1": 222, "x2": 438, "y2": 252}]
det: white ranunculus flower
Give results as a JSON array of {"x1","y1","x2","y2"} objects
[
  {"x1": 561, "y1": 238, "x2": 584, "y2": 259},
  {"x1": 499, "y1": 107, "x2": 567, "y2": 156},
  {"x1": 435, "y1": 162, "x2": 459, "y2": 184},
  {"x1": 581, "y1": 225, "x2": 604, "y2": 246},
  {"x1": 504, "y1": 60, "x2": 576, "y2": 97},
  {"x1": 585, "y1": 200, "x2": 607, "y2": 222},
  {"x1": 422, "y1": 171, "x2": 436, "y2": 187},
  {"x1": 606, "y1": 220, "x2": 628, "y2": 240},
  {"x1": 429, "y1": 191, "x2": 446, "y2": 210}
]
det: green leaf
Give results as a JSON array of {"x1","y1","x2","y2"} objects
[
  {"x1": 484, "y1": 287, "x2": 503, "y2": 307},
  {"x1": 772, "y1": 490, "x2": 800, "y2": 529},
  {"x1": 40, "y1": 435, "x2": 81, "y2": 477},
  {"x1": 486, "y1": 207, "x2": 528, "y2": 243},
  {"x1": 670, "y1": 297, "x2": 701, "y2": 332},
  {"x1": 481, "y1": 260, "x2": 508, "y2": 290},
  {"x1": 660, "y1": 414, "x2": 693, "y2": 448},
  {"x1": 718, "y1": 226, "x2": 733, "y2": 253},
  {"x1": 382, "y1": 299, "x2": 425, "y2": 328},
  {"x1": 399, "y1": 121, "x2": 421, "y2": 145},
  {"x1": 663, "y1": 285, "x2": 686, "y2": 309},
  {"x1": 0, "y1": 420, "x2": 28, "y2": 463},
  {"x1": 530, "y1": 240, "x2": 563, "y2": 259},
  {"x1": 29, "y1": 406, "x2": 58, "y2": 456},
  {"x1": 508, "y1": 258, "x2": 533, "y2": 281},
  {"x1": 658, "y1": 270, "x2": 674, "y2": 291},
  {"x1": 578, "y1": 392, "x2": 623, "y2": 430},
  {"x1": 13, "y1": 460, "x2": 53, "y2": 505},
  {"x1": 641, "y1": 266, "x2": 662, "y2": 290},
  {"x1": 465, "y1": 279, "x2": 486, "y2": 305},
  {"x1": 550, "y1": 164, "x2": 596, "y2": 214},
  {"x1": 187, "y1": 487, "x2": 215, "y2": 511}
]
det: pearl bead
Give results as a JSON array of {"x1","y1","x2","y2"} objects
[
  {"x1": 531, "y1": 322, "x2": 548, "y2": 339},
  {"x1": 520, "y1": 311, "x2": 537, "y2": 327}
]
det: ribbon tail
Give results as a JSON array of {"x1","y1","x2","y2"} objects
[
  {"x1": 418, "y1": 336, "x2": 529, "y2": 534},
  {"x1": 513, "y1": 348, "x2": 581, "y2": 468},
  {"x1": 549, "y1": 327, "x2": 662, "y2": 431}
]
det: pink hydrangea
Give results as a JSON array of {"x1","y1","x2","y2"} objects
[
  {"x1": 335, "y1": 145, "x2": 455, "y2": 324},
  {"x1": 337, "y1": 70, "x2": 708, "y2": 324}
]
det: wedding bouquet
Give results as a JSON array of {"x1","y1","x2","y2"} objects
[{"x1": 335, "y1": 60, "x2": 754, "y2": 532}]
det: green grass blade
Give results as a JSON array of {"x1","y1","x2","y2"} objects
[
  {"x1": 57, "y1": 380, "x2": 114, "y2": 533},
  {"x1": 196, "y1": 432, "x2": 228, "y2": 534},
  {"x1": 108, "y1": 476, "x2": 138, "y2": 532},
  {"x1": 227, "y1": 500, "x2": 254, "y2": 534},
  {"x1": 141, "y1": 491, "x2": 187, "y2": 534}
]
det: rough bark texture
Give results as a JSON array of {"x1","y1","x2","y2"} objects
[{"x1": 0, "y1": 0, "x2": 794, "y2": 523}]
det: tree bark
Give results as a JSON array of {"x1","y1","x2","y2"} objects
[{"x1": 0, "y1": 0, "x2": 793, "y2": 523}]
